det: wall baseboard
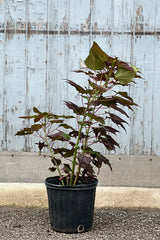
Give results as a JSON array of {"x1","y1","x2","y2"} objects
[{"x1": 0, "y1": 151, "x2": 159, "y2": 187}]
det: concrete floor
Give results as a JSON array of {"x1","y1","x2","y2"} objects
[
  {"x1": 1, "y1": 207, "x2": 160, "y2": 240},
  {"x1": 0, "y1": 183, "x2": 160, "y2": 208},
  {"x1": 1, "y1": 183, "x2": 160, "y2": 239}
]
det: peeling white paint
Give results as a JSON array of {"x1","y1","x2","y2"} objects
[{"x1": 0, "y1": 0, "x2": 160, "y2": 157}]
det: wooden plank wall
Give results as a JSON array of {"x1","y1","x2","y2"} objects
[{"x1": 0, "y1": 0, "x2": 160, "y2": 156}]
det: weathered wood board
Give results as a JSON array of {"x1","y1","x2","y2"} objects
[{"x1": 0, "y1": 0, "x2": 160, "y2": 157}]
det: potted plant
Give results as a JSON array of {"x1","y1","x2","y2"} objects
[{"x1": 16, "y1": 42, "x2": 141, "y2": 233}]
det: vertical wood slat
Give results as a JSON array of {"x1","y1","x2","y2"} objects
[{"x1": 0, "y1": 0, "x2": 160, "y2": 155}]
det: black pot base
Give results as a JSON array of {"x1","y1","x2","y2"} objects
[{"x1": 45, "y1": 176, "x2": 98, "y2": 233}]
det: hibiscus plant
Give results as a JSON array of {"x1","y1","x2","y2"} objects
[{"x1": 16, "y1": 41, "x2": 141, "y2": 185}]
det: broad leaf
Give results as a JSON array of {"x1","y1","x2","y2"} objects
[
  {"x1": 31, "y1": 124, "x2": 42, "y2": 131},
  {"x1": 49, "y1": 131, "x2": 70, "y2": 141},
  {"x1": 85, "y1": 41, "x2": 109, "y2": 70},
  {"x1": 115, "y1": 66, "x2": 138, "y2": 84},
  {"x1": 77, "y1": 153, "x2": 92, "y2": 165}
]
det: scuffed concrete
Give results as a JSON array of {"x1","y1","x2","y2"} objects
[{"x1": 0, "y1": 183, "x2": 160, "y2": 208}]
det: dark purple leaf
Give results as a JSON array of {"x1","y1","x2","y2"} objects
[
  {"x1": 109, "y1": 104, "x2": 129, "y2": 118},
  {"x1": 33, "y1": 107, "x2": 42, "y2": 114},
  {"x1": 103, "y1": 126, "x2": 119, "y2": 135},
  {"x1": 87, "y1": 112, "x2": 105, "y2": 124},
  {"x1": 67, "y1": 80, "x2": 86, "y2": 94},
  {"x1": 31, "y1": 124, "x2": 42, "y2": 131},
  {"x1": 51, "y1": 158, "x2": 61, "y2": 166},
  {"x1": 65, "y1": 101, "x2": 85, "y2": 115},
  {"x1": 49, "y1": 119, "x2": 64, "y2": 123},
  {"x1": 108, "y1": 113, "x2": 128, "y2": 130},
  {"x1": 15, "y1": 128, "x2": 33, "y2": 136},
  {"x1": 48, "y1": 167, "x2": 56, "y2": 172},
  {"x1": 62, "y1": 164, "x2": 72, "y2": 174},
  {"x1": 88, "y1": 79, "x2": 106, "y2": 92},
  {"x1": 59, "y1": 123, "x2": 75, "y2": 130},
  {"x1": 90, "y1": 151, "x2": 112, "y2": 171},
  {"x1": 63, "y1": 148, "x2": 75, "y2": 158},
  {"x1": 49, "y1": 131, "x2": 70, "y2": 141},
  {"x1": 77, "y1": 153, "x2": 92, "y2": 165},
  {"x1": 69, "y1": 130, "x2": 86, "y2": 139},
  {"x1": 36, "y1": 141, "x2": 47, "y2": 151}
]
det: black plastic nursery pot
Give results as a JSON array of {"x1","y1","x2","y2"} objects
[{"x1": 45, "y1": 176, "x2": 98, "y2": 233}]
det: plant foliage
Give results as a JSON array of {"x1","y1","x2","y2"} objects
[{"x1": 16, "y1": 41, "x2": 141, "y2": 185}]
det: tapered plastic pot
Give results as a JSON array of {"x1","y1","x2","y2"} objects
[{"x1": 45, "y1": 176, "x2": 98, "y2": 233}]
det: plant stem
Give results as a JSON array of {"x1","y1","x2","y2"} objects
[
  {"x1": 70, "y1": 68, "x2": 115, "y2": 185},
  {"x1": 44, "y1": 121, "x2": 64, "y2": 185},
  {"x1": 69, "y1": 115, "x2": 86, "y2": 185}
]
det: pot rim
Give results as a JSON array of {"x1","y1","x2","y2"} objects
[{"x1": 45, "y1": 176, "x2": 98, "y2": 190}]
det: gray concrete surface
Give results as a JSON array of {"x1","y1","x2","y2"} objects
[
  {"x1": 1, "y1": 151, "x2": 160, "y2": 187},
  {"x1": 1, "y1": 207, "x2": 160, "y2": 240},
  {"x1": 1, "y1": 182, "x2": 160, "y2": 239},
  {"x1": 0, "y1": 183, "x2": 160, "y2": 208}
]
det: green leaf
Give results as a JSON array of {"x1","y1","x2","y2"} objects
[
  {"x1": 78, "y1": 121, "x2": 90, "y2": 127},
  {"x1": 88, "y1": 79, "x2": 106, "y2": 92},
  {"x1": 63, "y1": 148, "x2": 75, "y2": 157},
  {"x1": 34, "y1": 114, "x2": 44, "y2": 123},
  {"x1": 87, "y1": 112, "x2": 105, "y2": 124},
  {"x1": 15, "y1": 128, "x2": 33, "y2": 136},
  {"x1": 52, "y1": 147, "x2": 68, "y2": 156},
  {"x1": 33, "y1": 107, "x2": 42, "y2": 114},
  {"x1": 62, "y1": 132, "x2": 71, "y2": 140},
  {"x1": 130, "y1": 65, "x2": 139, "y2": 74},
  {"x1": 59, "y1": 123, "x2": 74, "y2": 130},
  {"x1": 19, "y1": 115, "x2": 36, "y2": 119},
  {"x1": 49, "y1": 119, "x2": 64, "y2": 124},
  {"x1": 85, "y1": 41, "x2": 109, "y2": 70},
  {"x1": 115, "y1": 66, "x2": 137, "y2": 84},
  {"x1": 56, "y1": 114, "x2": 75, "y2": 119},
  {"x1": 31, "y1": 124, "x2": 42, "y2": 131}
]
